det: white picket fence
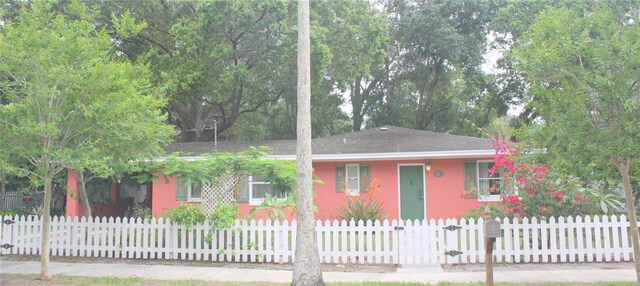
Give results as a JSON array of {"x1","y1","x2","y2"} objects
[{"x1": 0, "y1": 215, "x2": 635, "y2": 265}]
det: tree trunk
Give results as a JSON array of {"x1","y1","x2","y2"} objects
[
  {"x1": 616, "y1": 158, "x2": 640, "y2": 283},
  {"x1": 72, "y1": 170, "x2": 92, "y2": 218},
  {"x1": 292, "y1": 1, "x2": 324, "y2": 285},
  {"x1": 351, "y1": 78, "x2": 363, "y2": 132},
  {"x1": 40, "y1": 174, "x2": 53, "y2": 280}
]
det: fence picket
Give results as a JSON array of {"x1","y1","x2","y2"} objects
[
  {"x1": 594, "y1": 216, "x2": 603, "y2": 262},
  {"x1": 112, "y1": 217, "x2": 120, "y2": 258},
  {"x1": 567, "y1": 216, "x2": 576, "y2": 262},
  {"x1": 16, "y1": 216, "x2": 24, "y2": 255},
  {"x1": 558, "y1": 216, "x2": 567, "y2": 262},
  {"x1": 611, "y1": 215, "x2": 621, "y2": 261},
  {"x1": 289, "y1": 220, "x2": 296, "y2": 263},
  {"x1": 603, "y1": 215, "x2": 612, "y2": 261},
  {"x1": 585, "y1": 216, "x2": 594, "y2": 262},
  {"x1": 392, "y1": 220, "x2": 400, "y2": 264},
  {"x1": 386, "y1": 220, "x2": 392, "y2": 264},
  {"x1": 620, "y1": 215, "x2": 631, "y2": 260},
  {"x1": 257, "y1": 219, "x2": 265, "y2": 263},
  {"x1": 501, "y1": 217, "x2": 511, "y2": 263},
  {"x1": 522, "y1": 217, "x2": 530, "y2": 263},
  {"x1": 223, "y1": 222, "x2": 232, "y2": 261},
  {"x1": 575, "y1": 216, "x2": 585, "y2": 262},
  {"x1": 549, "y1": 217, "x2": 558, "y2": 263},
  {"x1": 468, "y1": 218, "x2": 477, "y2": 264}
]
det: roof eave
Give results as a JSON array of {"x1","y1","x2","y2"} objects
[{"x1": 305, "y1": 150, "x2": 496, "y2": 162}]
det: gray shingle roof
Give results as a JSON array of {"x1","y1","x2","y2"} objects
[{"x1": 164, "y1": 126, "x2": 494, "y2": 158}]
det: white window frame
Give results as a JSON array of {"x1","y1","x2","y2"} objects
[
  {"x1": 249, "y1": 175, "x2": 286, "y2": 206},
  {"x1": 476, "y1": 160, "x2": 504, "y2": 202},
  {"x1": 188, "y1": 183, "x2": 203, "y2": 203},
  {"x1": 345, "y1": 164, "x2": 360, "y2": 196}
]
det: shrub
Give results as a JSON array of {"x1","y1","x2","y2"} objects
[
  {"x1": 336, "y1": 178, "x2": 386, "y2": 223},
  {"x1": 210, "y1": 203, "x2": 239, "y2": 229},
  {"x1": 163, "y1": 204, "x2": 206, "y2": 229},
  {"x1": 131, "y1": 204, "x2": 152, "y2": 221},
  {"x1": 247, "y1": 193, "x2": 297, "y2": 220},
  {"x1": 490, "y1": 139, "x2": 619, "y2": 219},
  {"x1": 0, "y1": 208, "x2": 20, "y2": 217},
  {"x1": 337, "y1": 199, "x2": 385, "y2": 223},
  {"x1": 463, "y1": 204, "x2": 507, "y2": 220}
]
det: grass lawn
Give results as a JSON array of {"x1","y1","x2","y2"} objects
[{"x1": 0, "y1": 274, "x2": 635, "y2": 286}]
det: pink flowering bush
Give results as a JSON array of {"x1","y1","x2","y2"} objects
[{"x1": 489, "y1": 139, "x2": 603, "y2": 219}]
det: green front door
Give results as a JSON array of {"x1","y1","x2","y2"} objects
[{"x1": 399, "y1": 165, "x2": 425, "y2": 220}]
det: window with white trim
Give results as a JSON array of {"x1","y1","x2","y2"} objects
[
  {"x1": 464, "y1": 160, "x2": 513, "y2": 202},
  {"x1": 477, "y1": 161, "x2": 503, "y2": 201},
  {"x1": 336, "y1": 164, "x2": 370, "y2": 195},
  {"x1": 188, "y1": 183, "x2": 203, "y2": 202},
  {"x1": 345, "y1": 164, "x2": 360, "y2": 195},
  {"x1": 249, "y1": 175, "x2": 286, "y2": 206}
]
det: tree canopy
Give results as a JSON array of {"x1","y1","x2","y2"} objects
[
  {"x1": 0, "y1": 0, "x2": 174, "y2": 278},
  {"x1": 512, "y1": 5, "x2": 640, "y2": 280}
]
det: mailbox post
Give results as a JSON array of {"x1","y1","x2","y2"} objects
[{"x1": 484, "y1": 206, "x2": 501, "y2": 286}]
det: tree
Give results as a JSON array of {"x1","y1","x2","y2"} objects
[
  {"x1": 95, "y1": 0, "x2": 292, "y2": 142},
  {"x1": 0, "y1": 0, "x2": 173, "y2": 279},
  {"x1": 360, "y1": 0, "x2": 504, "y2": 135},
  {"x1": 311, "y1": 0, "x2": 387, "y2": 132},
  {"x1": 292, "y1": 0, "x2": 324, "y2": 285},
  {"x1": 512, "y1": 6, "x2": 640, "y2": 281}
]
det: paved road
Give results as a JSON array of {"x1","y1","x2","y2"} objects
[{"x1": 0, "y1": 257, "x2": 636, "y2": 284}]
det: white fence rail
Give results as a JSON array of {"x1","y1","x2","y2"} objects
[{"x1": 0, "y1": 215, "x2": 635, "y2": 265}]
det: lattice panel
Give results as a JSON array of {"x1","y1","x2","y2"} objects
[{"x1": 201, "y1": 175, "x2": 238, "y2": 215}]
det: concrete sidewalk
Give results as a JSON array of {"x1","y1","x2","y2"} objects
[{"x1": 0, "y1": 258, "x2": 636, "y2": 284}]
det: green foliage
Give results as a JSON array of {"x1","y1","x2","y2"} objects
[
  {"x1": 0, "y1": 0, "x2": 174, "y2": 221},
  {"x1": 163, "y1": 204, "x2": 206, "y2": 230},
  {"x1": 86, "y1": 0, "x2": 507, "y2": 140},
  {"x1": 131, "y1": 204, "x2": 152, "y2": 221},
  {"x1": 210, "y1": 203, "x2": 239, "y2": 230},
  {"x1": 248, "y1": 193, "x2": 297, "y2": 221},
  {"x1": 0, "y1": 208, "x2": 20, "y2": 217},
  {"x1": 585, "y1": 188, "x2": 625, "y2": 215},
  {"x1": 136, "y1": 147, "x2": 297, "y2": 197},
  {"x1": 490, "y1": 139, "x2": 617, "y2": 219},
  {"x1": 31, "y1": 204, "x2": 45, "y2": 217},
  {"x1": 463, "y1": 205, "x2": 507, "y2": 220},
  {"x1": 337, "y1": 177, "x2": 386, "y2": 223},
  {"x1": 68, "y1": 190, "x2": 77, "y2": 200},
  {"x1": 512, "y1": 5, "x2": 640, "y2": 181},
  {"x1": 337, "y1": 198, "x2": 385, "y2": 223}
]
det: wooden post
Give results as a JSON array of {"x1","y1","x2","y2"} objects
[{"x1": 484, "y1": 206, "x2": 495, "y2": 286}]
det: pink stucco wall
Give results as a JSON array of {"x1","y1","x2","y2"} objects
[
  {"x1": 238, "y1": 158, "x2": 489, "y2": 221},
  {"x1": 312, "y1": 159, "x2": 486, "y2": 220},
  {"x1": 67, "y1": 158, "x2": 491, "y2": 220},
  {"x1": 65, "y1": 171, "x2": 126, "y2": 218},
  {"x1": 312, "y1": 161, "x2": 399, "y2": 221},
  {"x1": 151, "y1": 175, "x2": 182, "y2": 217},
  {"x1": 425, "y1": 159, "x2": 485, "y2": 219}
]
